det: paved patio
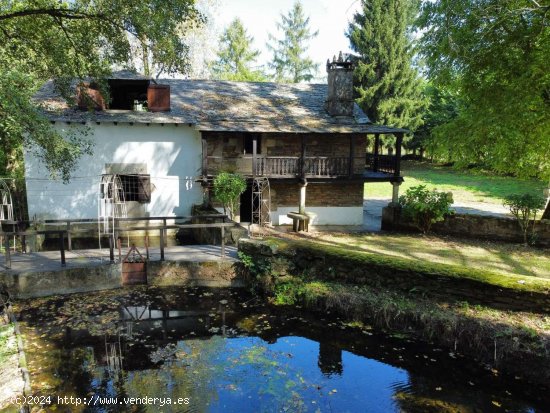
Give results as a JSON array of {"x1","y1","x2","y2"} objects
[{"x1": 0, "y1": 245, "x2": 237, "y2": 275}]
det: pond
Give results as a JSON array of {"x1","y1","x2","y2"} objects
[{"x1": 14, "y1": 287, "x2": 547, "y2": 412}]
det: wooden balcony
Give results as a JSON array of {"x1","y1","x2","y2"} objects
[
  {"x1": 365, "y1": 153, "x2": 397, "y2": 175},
  {"x1": 204, "y1": 153, "x2": 401, "y2": 180},
  {"x1": 205, "y1": 156, "x2": 353, "y2": 178}
]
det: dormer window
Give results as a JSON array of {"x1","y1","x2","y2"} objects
[
  {"x1": 76, "y1": 75, "x2": 170, "y2": 112},
  {"x1": 108, "y1": 79, "x2": 149, "y2": 110}
]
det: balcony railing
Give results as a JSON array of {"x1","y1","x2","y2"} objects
[
  {"x1": 256, "y1": 156, "x2": 299, "y2": 176},
  {"x1": 365, "y1": 153, "x2": 397, "y2": 175},
  {"x1": 206, "y1": 156, "x2": 351, "y2": 178},
  {"x1": 205, "y1": 154, "x2": 399, "y2": 178}
]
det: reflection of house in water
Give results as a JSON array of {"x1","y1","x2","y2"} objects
[{"x1": 318, "y1": 341, "x2": 343, "y2": 376}]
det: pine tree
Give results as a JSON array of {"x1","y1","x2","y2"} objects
[
  {"x1": 347, "y1": 0, "x2": 425, "y2": 134},
  {"x1": 267, "y1": 1, "x2": 319, "y2": 83},
  {"x1": 211, "y1": 18, "x2": 267, "y2": 82}
]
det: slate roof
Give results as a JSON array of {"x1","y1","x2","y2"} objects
[{"x1": 34, "y1": 74, "x2": 408, "y2": 134}]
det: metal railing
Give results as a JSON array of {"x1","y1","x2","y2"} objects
[{"x1": 0, "y1": 214, "x2": 234, "y2": 269}]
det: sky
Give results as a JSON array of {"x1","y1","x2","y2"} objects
[{"x1": 212, "y1": 0, "x2": 362, "y2": 81}]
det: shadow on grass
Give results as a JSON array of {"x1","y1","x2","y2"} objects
[{"x1": 274, "y1": 229, "x2": 548, "y2": 280}]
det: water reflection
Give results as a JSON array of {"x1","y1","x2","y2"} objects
[{"x1": 15, "y1": 287, "x2": 546, "y2": 413}]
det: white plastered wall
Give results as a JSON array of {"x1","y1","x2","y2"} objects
[
  {"x1": 272, "y1": 207, "x2": 364, "y2": 226},
  {"x1": 24, "y1": 123, "x2": 203, "y2": 219}
]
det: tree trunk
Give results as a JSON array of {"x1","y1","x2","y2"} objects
[
  {"x1": 543, "y1": 181, "x2": 550, "y2": 220},
  {"x1": 543, "y1": 198, "x2": 550, "y2": 220}
]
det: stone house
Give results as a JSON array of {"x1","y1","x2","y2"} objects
[{"x1": 26, "y1": 57, "x2": 405, "y2": 226}]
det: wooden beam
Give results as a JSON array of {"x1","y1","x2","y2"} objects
[
  {"x1": 394, "y1": 132, "x2": 403, "y2": 177},
  {"x1": 373, "y1": 134, "x2": 380, "y2": 172},
  {"x1": 201, "y1": 138, "x2": 208, "y2": 177},
  {"x1": 252, "y1": 136, "x2": 257, "y2": 178},
  {"x1": 348, "y1": 135, "x2": 355, "y2": 177},
  {"x1": 300, "y1": 135, "x2": 306, "y2": 178}
]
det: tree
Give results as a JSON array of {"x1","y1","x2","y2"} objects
[
  {"x1": 416, "y1": 0, "x2": 550, "y2": 182},
  {"x1": 407, "y1": 83, "x2": 459, "y2": 158},
  {"x1": 267, "y1": 1, "x2": 318, "y2": 83},
  {"x1": 0, "y1": 0, "x2": 202, "y2": 183},
  {"x1": 210, "y1": 18, "x2": 267, "y2": 82},
  {"x1": 181, "y1": 0, "x2": 221, "y2": 79},
  {"x1": 347, "y1": 0, "x2": 426, "y2": 143},
  {"x1": 504, "y1": 193, "x2": 546, "y2": 245},
  {"x1": 212, "y1": 172, "x2": 247, "y2": 220}
]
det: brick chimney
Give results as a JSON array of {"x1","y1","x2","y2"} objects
[{"x1": 325, "y1": 52, "x2": 355, "y2": 117}]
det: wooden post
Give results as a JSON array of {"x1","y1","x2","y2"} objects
[
  {"x1": 202, "y1": 138, "x2": 208, "y2": 177},
  {"x1": 145, "y1": 235, "x2": 149, "y2": 261},
  {"x1": 221, "y1": 225, "x2": 225, "y2": 258},
  {"x1": 159, "y1": 228, "x2": 165, "y2": 261},
  {"x1": 19, "y1": 223, "x2": 26, "y2": 254},
  {"x1": 67, "y1": 221, "x2": 72, "y2": 251},
  {"x1": 4, "y1": 234, "x2": 11, "y2": 269},
  {"x1": 373, "y1": 134, "x2": 380, "y2": 172},
  {"x1": 301, "y1": 135, "x2": 306, "y2": 178},
  {"x1": 162, "y1": 218, "x2": 167, "y2": 246},
  {"x1": 348, "y1": 135, "x2": 355, "y2": 177},
  {"x1": 60, "y1": 231, "x2": 66, "y2": 267},
  {"x1": 394, "y1": 132, "x2": 403, "y2": 177},
  {"x1": 252, "y1": 137, "x2": 257, "y2": 177},
  {"x1": 108, "y1": 234, "x2": 114, "y2": 263},
  {"x1": 117, "y1": 237, "x2": 122, "y2": 263}
]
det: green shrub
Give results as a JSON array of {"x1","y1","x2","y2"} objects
[
  {"x1": 504, "y1": 193, "x2": 546, "y2": 245},
  {"x1": 212, "y1": 172, "x2": 247, "y2": 220},
  {"x1": 399, "y1": 185, "x2": 453, "y2": 233}
]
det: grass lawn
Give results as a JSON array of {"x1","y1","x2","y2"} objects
[
  {"x1": 279, "y1": 231, "x2": 550, "y2": 280},
  {"x1": 364, "y1": 161, "x2": 546, "y2": 205}
]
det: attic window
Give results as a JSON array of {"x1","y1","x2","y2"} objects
[
  {"x1": 119, "y1": 174, "x2": 151, "y2": 203},
  {"x1": 243, "y1": 134, "x2": 261, "y2": 155},
  {"x1": 108, "y1": 79, "x2": 149, "y2": 110}
]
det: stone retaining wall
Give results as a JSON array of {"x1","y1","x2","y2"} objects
[
  {"x1": 191, "y1": 205, "x2": 247, "y2": 246},
  {"x1": 382, "y1": 205, "x2": 550, "y2": 246},
  {"x1": 1, "y1": 260, "x2": 240, "y2": 299}
]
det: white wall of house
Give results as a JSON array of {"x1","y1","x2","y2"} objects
[
  {"x1": 25, "y1": 122, "x2": 203, "y2": 219},
  {"x1": 272, "y1": 207, "x2": 364, "y2": 226}
]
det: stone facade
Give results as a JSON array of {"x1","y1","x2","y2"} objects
[
  {"x1": 270, "y1": 181, "x2": 364, "y2": 209},
  {"x1": 203, "y1": 132, "x2": 366, "y2": 176}
]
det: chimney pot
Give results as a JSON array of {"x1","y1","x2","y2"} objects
[{"x1": 325, "y1": 52, "x2": 354, "y2": 117}]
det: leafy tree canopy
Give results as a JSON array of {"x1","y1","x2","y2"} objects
[
  {"x1": 0, "y1": 0, "x2": 202, "y2": 182},
  {"x1": 267, "y1": 1, "x2": 318, "y2": 83},
  {"x1": 407, "y1": 83, "x2": 460, "y2": 155},
  {"x1": 417, "y1": 0, "x2": 550, "y2": 180},
  {"x1": 210, "y1": 18, "x2": 267, "y2": 82},
  {"x1": 347, "y1": 0, "x2": 426, "y2": 141}
]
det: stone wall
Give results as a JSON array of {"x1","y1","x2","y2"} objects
[
  {"x1": 2, "y1": 259, "x2": 241, "y2": 299},
  {"x1": 270, "y1": 181, "x2": 364, "y2": 209},
  {"x1": 191, "y1": 205, "x2": 247, "y2": 245},
  {"x1": 382, "y1": 205, "x2": 550, "y2": 247},
  {"x1": 203, "y1": 132, "x2": 366, "y2": 175}
]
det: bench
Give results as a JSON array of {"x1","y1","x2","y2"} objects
[{"x1": 287, "y1": 212, "x2": 310, "y2": 232}]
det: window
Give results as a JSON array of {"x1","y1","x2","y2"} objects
[
  {"x1": 120, "y1": 174, "x2": 151, "y2": 203},
  {"x1": 243, "y1": 134, "x2": 261, "y2": 155},
  {"x1": 108, "y1": 79, "x2": 149, "y2": 110}
]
